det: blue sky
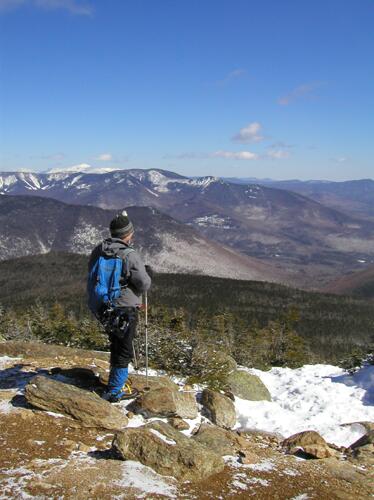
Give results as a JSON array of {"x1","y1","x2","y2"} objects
[{"x1": 0, "y1": 0, "x2": 373, "y2": 180}]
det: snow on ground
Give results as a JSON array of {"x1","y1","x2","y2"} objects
[
  {"x1": 115, "y1": 460, "x2": 177, "y2": 498},
  {"x1": 1, "y1": 356, "x2": 373, "y2": 449},
  {"x1": 235, "y1": 364, "x2": 374, "y2": 447},
  {"x1": 0, "y1": 356, "x2": 22, "y2": 370}
]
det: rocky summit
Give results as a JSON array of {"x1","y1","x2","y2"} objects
[{"x1": 0, "y1": 341, "x2": 373, "y2": 499}]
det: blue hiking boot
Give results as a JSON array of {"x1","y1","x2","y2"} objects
[{"x1": 104, "y1": 367, "x2": 139, "y2": 402}]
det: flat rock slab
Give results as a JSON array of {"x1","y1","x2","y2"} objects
[
  {"x1": 136, "y1": 387, "x2": 198, "y2": 419},
  {"x1": 201, "y1": 389, "x2": 236, "y2": 429},
  {"x1": 25, "y1": 375, "x2": 128, "y2": 430},
  {"x1": 226, "y1": 370, "x2": 271, "y2": 401},
  {"x1": 113, "y1": 420, "x2": 224, "y2": 482}
]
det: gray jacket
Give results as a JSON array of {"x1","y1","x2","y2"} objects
[{"x1": 88, "y1": 238, "x2": 151, "y2": 308}]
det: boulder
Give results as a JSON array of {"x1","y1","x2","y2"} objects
[
  {"x1": 136, "y1": 387, "x2": 198, "y2": 419},
  {"x1": 225, "y1": 370, "x2": 271, "y2": 401},
  {"x1": 201, "y1": 389, "x2": 236, "y2": 429},
  {"x1": 168, "y1": 417, "x2": 190, "y2": 431},
  {"x1": 282, "y1": 430, "x2": 336, "y2": 459},
  {"x1": 192, "y1": 423, "x2": 247, "y2": 456},
  {"x1": 25, "y1": 375, "x2": 128, "y2": 431},
  {"x1": 113, "y1": 420, "x2": 224, "y2": 481}
]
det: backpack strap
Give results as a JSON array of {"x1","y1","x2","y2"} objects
[{"x1": 117, "y1": 247, "x2": 135, "y2": 284}]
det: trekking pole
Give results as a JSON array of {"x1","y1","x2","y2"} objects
[
  {"x1": 132, "y1": 341, "x2": 139, "y2": 370},
  {"x1": 144, "y1": 290, "x2": 150, "y2": 391}
]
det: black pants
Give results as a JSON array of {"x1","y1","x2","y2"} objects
[{"x1": 108, "y1": 307, "x2": 138, "y2": 368}]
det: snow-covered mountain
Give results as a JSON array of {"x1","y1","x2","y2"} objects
[
  {"x1": 1, "y1": 168, "x2": 374, "y2": 288},
  {"x1": 0, "y1": 194, "x2": 286, "y2": 283}
]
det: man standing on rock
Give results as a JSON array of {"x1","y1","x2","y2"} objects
[{"x1": 88, "y1": 210, "x2": 152, "y2": 402}]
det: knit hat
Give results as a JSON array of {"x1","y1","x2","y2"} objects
[{"x1": 110, "y1": 210, "x2": 134, "y2": 238}]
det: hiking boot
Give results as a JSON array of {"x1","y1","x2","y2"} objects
[{"x1": 107, "y1": 383, "x2": 139, "y2": 403}]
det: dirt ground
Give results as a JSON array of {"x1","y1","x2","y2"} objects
[{"x1": 0, "y1": 346, "x2": 372, "y2": 499}]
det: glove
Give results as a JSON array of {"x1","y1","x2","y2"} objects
[{"x1": 145, "y1": 264, "x2": 154, "y2": 279}]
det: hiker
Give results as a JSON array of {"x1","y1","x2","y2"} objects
[{"x1": 87, "y1": 210, "x2": 152, "y2": 402}]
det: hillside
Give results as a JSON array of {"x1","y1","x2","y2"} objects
[
  {"x1": 0, "y1": 194, "x2": 285, "y2": 283},
  {"x1": 1, "y1": 169, "x2": 374, "y2": 288},
  {"x1": 1, "y1": 252, "x2": 373, "y2": 362},
  {"x1": 324, "y1": 265, "x2": 374, "y2": 300}
]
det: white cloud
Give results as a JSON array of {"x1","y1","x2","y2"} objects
[
  {"x1": 267, "y1": 149, "x2": 290, "y2": 159},
  {"x1": 330, "y1": 156, "x2": 348, "y2": 163},
  {"x1": 216, "y1": 69, "x2": 247, "y2": 86},
  {"x1": 212, "y1": 150, "x2": 259, "y2": 160},
  {"x1": 94, "y1": 153, "x2": 112, "y2": 161},
  {"x1": 0, "y1": 0, "x2": 93, "y2": 15},
  {"x1": 232, "y1": 122, "x2": 264, "y2": 143},
  {"x1": 278, "y1": 81, "x2": 325, "y2": 106}
]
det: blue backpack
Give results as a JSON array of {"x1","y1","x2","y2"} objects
[{"x1": 87, "y1": 247, "x2": 134, "y2": 315}]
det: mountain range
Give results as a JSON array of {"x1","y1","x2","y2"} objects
[
  {"x1": 227, "y1": 177, "x2": 374, "y2": 221},
  {"x1": 0, "y1": 194, "x2": 284, "y2": 283},
  {"x1": 1, "y1": 169, "x2": 373, "y2": 288}
]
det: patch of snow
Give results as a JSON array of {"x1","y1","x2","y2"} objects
[
  {"x1": 235, "y1": 364, "x2": 374, "y2": 447},
  {"x1": 281, "y1": 468, "x2": 300, "y2": 476},
  {"x1": 193, "y1": 214, "x2": 232, "y2": 229},
  {"x1": 231, "y1": 479, "x2": 248, "y2": 490},
  {"x1": 246, "y1": 459, "x2": 275, "y2": 472},
  {"x1": 0, "y1": 174, "x2": 18, "y2": 192},
  {"x1": 66, "y1": 220, "x2": 106, "y2": 254},
  {"x1": 74, "y1": 183, "x2": 91, "y2": 190},
  {"x1": 45, "y1": 411, "x2": 66, "y2": 418},
  {"x1": 115, "y1": 460, "x2": 177, "y2": 498},
  {"x1": 0, "y1": 466, "x2": 39, "y2": 500},
  {"x1": 69, "y1": 174, "x2": 83, "y2": 186},
  {"x1": 188, "y1": 176, "x2": 220, "y2": 189},
  {"x1": 0, "y1": 356, "x2": 22, "y2": 369},
  {"x1": 47, "y1": 164, "x2": 119, "y2": 174},
  {"x1": 291, "y1": 494, "x2": 310, "y2": 500},
  {"x1": 247, "y1": 477, "x2": 270, "y2": 486},
  {"x1": 0, "y1": 400, "x2": 16, "y2": 414},
  {"x1": 145, "y1": 187, "x2": 159, "y2": 197},
  {"x1": 145, "y1": 170, "x2": 221, "y2": 193},
  {"x1": 149, "y1": 429, "x2": 177, "y2": 445},
  {"x1": 36, "y1": 237, "x2": 50, "y2": 254}
]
